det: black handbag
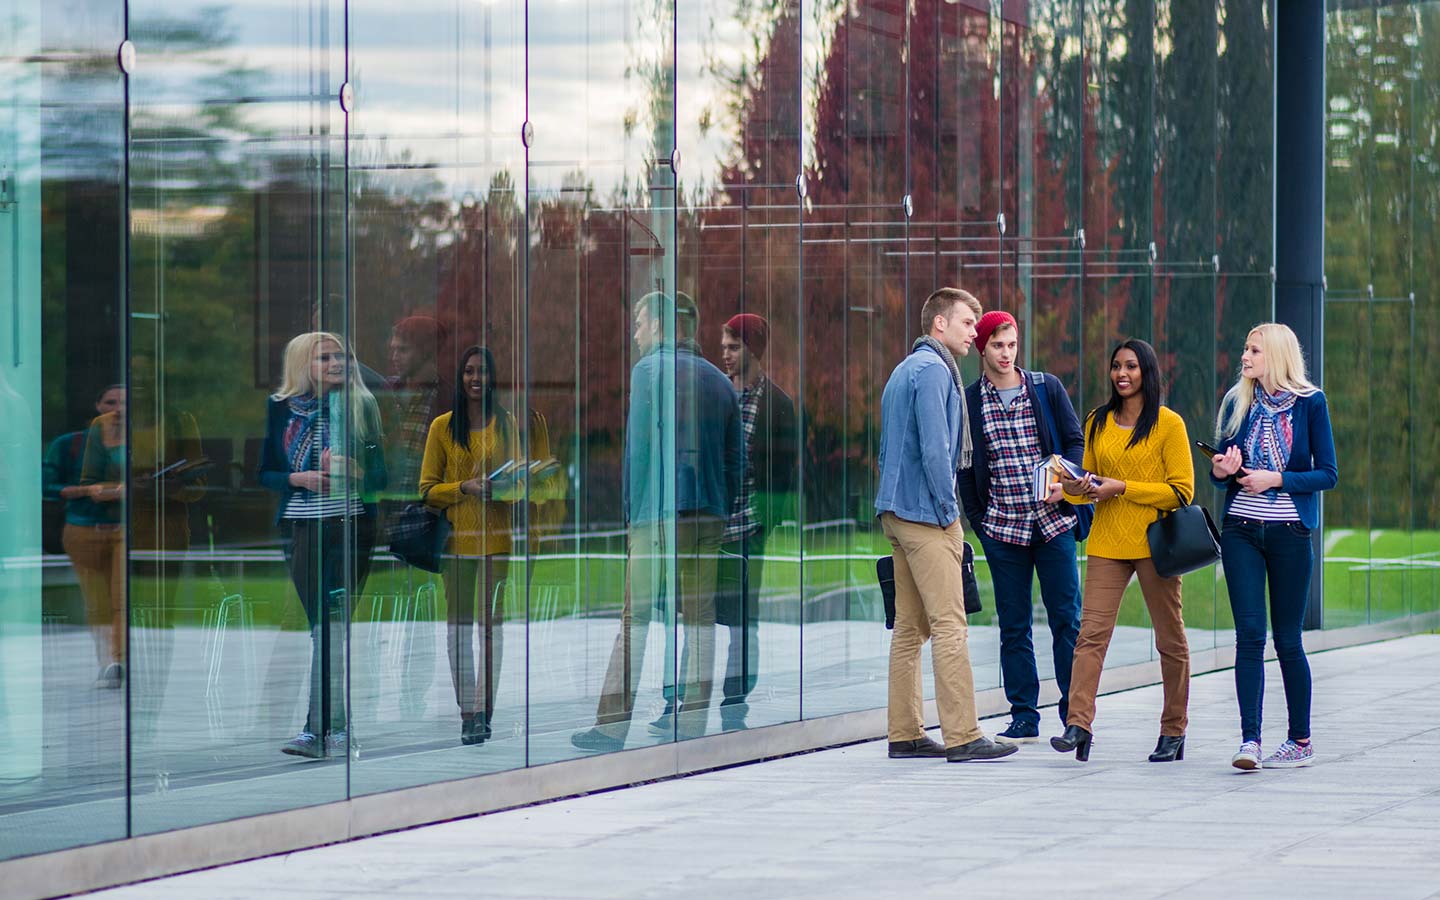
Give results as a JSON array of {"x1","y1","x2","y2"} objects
[
  {"x1": 877, "y1": 541, "x2": 982, "y2": 630},
  {"x1": 387, "y1": 502, "x2": 452, "y2": 573},
  {"x1": 1146, "y1": 485, "x2": 1221, "y2": 578}
]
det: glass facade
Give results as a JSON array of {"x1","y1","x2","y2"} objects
[
  {"x1": 1323, "y1": 0, "x2": 1440, "y2": 628},
  {"x1": 1, "y1": 0, "x2": 1434, "y2": 867}
]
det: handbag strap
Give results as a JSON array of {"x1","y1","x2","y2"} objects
[{"x1": 1169, "y1": 484, "x2": 1189, "y2": 508}]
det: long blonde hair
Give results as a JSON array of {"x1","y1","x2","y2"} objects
[
  {"x1": 273, "y1": 331, "x2": 380, "y2": 440},
  {"x1": 1217, "y1": 322, "x2": 1319, "y2": 439}
]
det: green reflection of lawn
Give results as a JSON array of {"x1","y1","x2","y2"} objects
[{"x1": 46, "y1": 527, "x2": 1440, "y2": 631}]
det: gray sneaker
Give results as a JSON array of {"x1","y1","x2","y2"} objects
[
  {"x1": 281, "y1": 731, "x2": 323, "y2": 759},
  {"x1": 946, "y1": 735, "x2": 1019, "y2": 762}
]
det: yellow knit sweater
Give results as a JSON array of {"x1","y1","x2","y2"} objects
[
  {"x1": 1068, "y1": 407, "x2": 1195, "y2": 560},
  {"x1": 419, "y1": 411, "x2": 519, "y2": 557}
]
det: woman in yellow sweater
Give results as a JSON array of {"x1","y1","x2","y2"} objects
[
  {"x1": 1051, "y1": 339, "x2": 1195, "y2": 763},
  {"x1": 420, "y1": 346, "x2": 520, "y2": 746}
]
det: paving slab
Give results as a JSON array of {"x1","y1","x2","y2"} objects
[{"x1": 91, "y1": 634, "x2": 1440, "y2": 900}]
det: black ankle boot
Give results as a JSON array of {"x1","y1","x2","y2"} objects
[
  {"x1": 1050, "y1": 725, "x2": 1093, "y2": 761},
  {"x1": 1148, "y1": 734, "x2": 1185, "y2": 762}
]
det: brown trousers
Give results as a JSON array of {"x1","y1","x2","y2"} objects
[
  {"x1": 881, "y1": 513, "x2": 982, "y2": 749},
  {"x1": 595, "y1": 516, "x2": 724, "y2": 737},
  {"x1": 64, "y1": 523, "x2": 126, "y2": 666},
  {"x1": 1067, "y1": 556, "x2": 1189, "y2": 735}
]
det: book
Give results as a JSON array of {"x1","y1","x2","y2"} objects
[
  {"x1": 1032, "y1": 454, "x2": 1094, "y2": 502},
  {"x1": 486, "y1": 458, "x2": 564, "y2": 501}
]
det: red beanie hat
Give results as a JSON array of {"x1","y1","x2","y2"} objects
[
  {"x1": 725, "y1": 313, "x2": 770, "y2": 359},
  {"x1": 974, "y1": 310, "x2": 1017, "y2": 351}
]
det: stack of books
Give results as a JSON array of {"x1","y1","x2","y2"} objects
[
  {"x1": 488, "y1": 458, "x2": 563, "y2": 502},
  {"x1": 1031, "y1": 454, "x2": 1093, "y2": 502}
]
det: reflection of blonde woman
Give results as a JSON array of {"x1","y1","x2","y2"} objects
[
  {"x1": 420, "y1": 346, "x2": 519, "y2": 746},
  {"x1": 44, "y1": 386, "x2": 126, "y2": 687},
  {"x1": 259, "y1": 332, "x2": 386, "y2": 759}
]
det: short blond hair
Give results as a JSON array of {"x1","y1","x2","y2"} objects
[{"x1": 920, "y1": 287, "x2": 982, "y2": 335}]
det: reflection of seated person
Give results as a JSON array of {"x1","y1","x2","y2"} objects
[
  {"x1": 571, "y1": 291, "x2": 742, "y2": 752},
  {"x1": 44, "y1": 385, "x2": 126, "y2": 688}
]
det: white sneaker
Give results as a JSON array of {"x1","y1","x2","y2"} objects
[{"x1": 1231, "y1": 740, "x2": 1262, "y2": 771}]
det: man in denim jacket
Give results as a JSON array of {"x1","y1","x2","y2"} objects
[{"x1": 875, "y1": 287, "x2": 1015, "y2": 763}]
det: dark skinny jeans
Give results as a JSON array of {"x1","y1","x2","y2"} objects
[{"x1": 1221, "y1": 516, "x2": 1313, "y2": 744}]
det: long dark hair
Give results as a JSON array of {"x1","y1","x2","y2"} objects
[
  {"x1": 1087, "y1": 338, "x2": 1163, "y2": 449},
  {"x1": 449, "y1": 345, "x2": 508, "y2": 447}
]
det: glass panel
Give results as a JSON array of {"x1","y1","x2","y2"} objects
[
  {"x1": 674, "y1": 0, "x2": 804, "y2": 736},
  {"x1": 0, "y1": 0, "x2": 128, "y2": 860},
  {"x1": 126, "y1": 0, "x2": 350, "y2": 832},
  {"x1": 345, "y1": 0, "x2": 529, "y2": 792},
  {"x1": 799, "y1": 0, "x2": 911, "y2": 720},
  {"x1": 1323, "y1": 0, "x2": 1373, "y2": 626},
  {"x1": 526, "y1": 0, "x2": 678, "y2": 762},
  {"x1": 1413, "y1": 3, "x2": 1440, "y2": 620}
]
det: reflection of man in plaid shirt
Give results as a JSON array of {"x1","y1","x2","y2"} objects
[
  {"x1": 957, "y1": 311, "x2": 1084, "y2": 744},
  {"x1": 381, "y1": 317, "x2": 447, "y2": 505},
  {"x1": 713, "y1": 314, "x2": 796, "y2": 728}
]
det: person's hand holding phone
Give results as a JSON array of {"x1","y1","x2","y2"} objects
[{"x1": 1211, "y1": 445, "x2": 1245, "y2": 479}]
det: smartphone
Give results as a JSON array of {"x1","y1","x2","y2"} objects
[{"x1": 1194, "y1": 440, "x2": 1221, "y2": 458}]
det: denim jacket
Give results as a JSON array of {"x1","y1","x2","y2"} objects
[
  {"x1": 625, "y1": 341, "x2": 743, "y2": 525},
  {"x1": 874, "y1": 343, "x2": 963, "y2": 528}
]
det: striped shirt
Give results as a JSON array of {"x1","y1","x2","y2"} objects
[
  {"x1": 1228, "y1": 488, "x2": 1300, "y2": 522},
  {"x1": 283, "y1": 413, "x2": 365, "y2": 519}
]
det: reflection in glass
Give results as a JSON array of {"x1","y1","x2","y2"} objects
[{"x1": 260, "y1": 333, "x2": 385, "y2": 758}]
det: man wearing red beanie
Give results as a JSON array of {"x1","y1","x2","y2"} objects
[
  {"x1": 957, "y1": 311, "x2": 1087, "y2": 743},
  {"x1": 711, "y1": 313, "x2": 795, "y2": 729}
]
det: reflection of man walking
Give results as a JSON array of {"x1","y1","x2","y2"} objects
[
  {"x1": 875, "y1": 288, "x2": 1015, "y2": 763},
  {"x1": 572, "y1": 291, "x2": 742, "y2": 752},
  {"x1": 713, "y1": 314, "x2": 795, "y2": 729}
]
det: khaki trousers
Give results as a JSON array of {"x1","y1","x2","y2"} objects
[
  {"x1": 881, "y1": 513, "x2": 982, "y2": 748},
  {"x1": 595, "y1": 516, "x2": 724, "y2": 737},
  {"x1": 1067, "y1": 556, "x2": 1189, "y2": 735},
  {"x1": 63, "y1": 523, "x2": 127, "y2": 666}
]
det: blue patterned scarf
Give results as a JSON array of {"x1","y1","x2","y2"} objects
[
  {"x1": 283, "y1": 392, "x2": 346, "y2": 478},
  {"x1": 1243, "y1": 386, "x2": 1297, "y2": 493}
]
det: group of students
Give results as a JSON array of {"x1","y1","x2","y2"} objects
[
  {"x1": 258, "y1": 330, "x2": 534, "y2": 758},
  {"x1": 877, "y1": 288, "x2": 1337, "y2": 770}
]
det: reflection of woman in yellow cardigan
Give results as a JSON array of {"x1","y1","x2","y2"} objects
[{"x1": 420, "y1": 346, "x2": 519, "y2": 746}]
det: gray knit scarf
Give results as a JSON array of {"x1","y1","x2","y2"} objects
[{"x1": 912, "y1": 335, "x2": 973, "y2": 470}]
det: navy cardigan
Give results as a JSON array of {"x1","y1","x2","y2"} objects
[
  {"x1": 957, "y1": 370, "x2": 1085, "y2": 537},
  {"x1": 1209, "y1": 390, "x2": 1338, "y2": 530},
  {"x1": 258, "y1": 396, "x2": 388, "y2": 524}
]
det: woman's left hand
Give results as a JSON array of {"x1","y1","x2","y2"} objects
[
  {"x1": 1085, "y1": 476, "x2": 1126, "y2": 502},
  {"x1": 1236, "y1": 469, "x2": 1283, "y2": 494}
]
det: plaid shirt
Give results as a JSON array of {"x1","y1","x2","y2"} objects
[
  {"x1": 724, "y1": 374, "x2": 765, "y2": 541},
  {"x1": 383, "y1": 380, "x2": 439, "y2": 501},
  {"x1": 979, "y1": 374, "x2": 1075, "y2": 545}
]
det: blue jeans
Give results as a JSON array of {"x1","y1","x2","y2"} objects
[
  {"x1": 978, "y1": 527, "x2": 1081, "y2": 726},
  {"x1": 1221, "y1": 517, "x2": 1314, "y2": 744}
]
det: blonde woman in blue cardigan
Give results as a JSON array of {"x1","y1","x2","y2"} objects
[{"x1": 1211, "y1": 323, "x2": 1337, "y2": 771}]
